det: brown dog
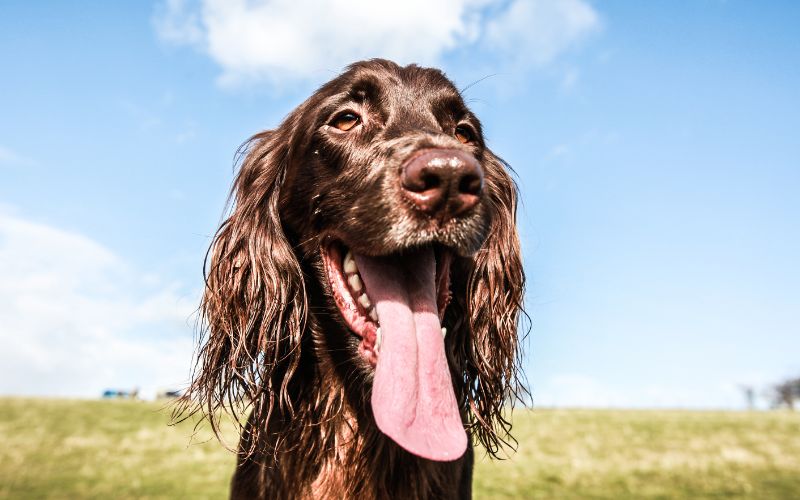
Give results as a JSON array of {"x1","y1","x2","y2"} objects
[{"x1": 178, "y1": 59, "x2": 525, "y2": 499}]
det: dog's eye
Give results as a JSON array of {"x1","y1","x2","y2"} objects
[
  {"x1": 331, "y1": 112, "x2": 361, "y2": 131},
  {"x1": 454, "y1": 125, "x2": 475, "y2": 144}
]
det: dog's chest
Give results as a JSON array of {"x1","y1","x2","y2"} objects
[{"x1": 309, "y1": 416, "x2": 361, "y2": 498}]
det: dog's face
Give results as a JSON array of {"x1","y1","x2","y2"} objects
[
  {"x1": 188, "y1": 59, "x2": 523, "y2": 464},
  {"x1": 281, "y1": 63, "x2": 495, "y2": 338},
  {"x1": 282, "y1": 60, "x2": 491, "y2": 258},
  {"x1": 272, "y1": 60, "x2": 513, "y2": 460}
]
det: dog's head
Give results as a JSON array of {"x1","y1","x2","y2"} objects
[{"x1": 184, "y1": 59, "x2": 524, "y2": 462}]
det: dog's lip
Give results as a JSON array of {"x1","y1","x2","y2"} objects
[
  {"x1": 321, "y1": 241, "x2": 380, "y2": 365},
  {"x1": 320, "y1": 239, "x2": 453, "y2": 365}
]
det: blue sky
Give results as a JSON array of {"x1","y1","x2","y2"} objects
[{"x1": 1, "y1": 1, "x2": 798, "y2": 407}]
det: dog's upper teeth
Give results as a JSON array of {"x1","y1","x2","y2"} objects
[
  {"x1": 376, "y1": 327, "x2": 382, "y2": 351},
  {"x1": 369, "y1": 308, "x2": 378, "y2": 322},
  {"x1": 441, "y1": 327, "x2": 447, "y2": 338},
  {"x1": 348, "y1": 274, "x2": 363, "y2": 292},
  {"x1": 344, "y1": 251, "x2": 357, "y2": 274},
  {"x1": 358, "y1": 293, "x2": 371, "y2": 309}
]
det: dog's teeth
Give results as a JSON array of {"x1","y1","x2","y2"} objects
[
  {"x1": 343, "y1": 251, "x2": 357, "y2": 274},
  {"x1": 376, "y1": 327, "x2": 382, "y2": 351},
  {"x1": 441, "y1": 327, "x2": 447, "y2": 338},
  {"x1": 347, "y1": 274, "x2": 363, "y2": 292},
  {"x1": 369, "y1": 309, "x2": 378, "y2": 322},
  {"x1": 358, "y1": 293, "x2": 371, "y2": 309}
]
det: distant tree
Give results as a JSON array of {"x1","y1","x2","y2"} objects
[
  {"x1": 739, "y1": 385, "x2": 756, "y2": 410},
  {"x1": 770, "y1": 377, "x2": 800, "y2": 410}
]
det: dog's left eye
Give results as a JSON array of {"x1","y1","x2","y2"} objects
[{"x1": 331, "y1": 112, "x2": 361, "y2": 131}]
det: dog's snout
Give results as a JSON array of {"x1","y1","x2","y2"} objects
[{"x1": 400, "y1": 149, "x2": 483, "y2": 220}]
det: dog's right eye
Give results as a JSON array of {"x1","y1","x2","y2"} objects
[
  {"x1": 454, "y1": 124, "x2": 475, "y2": 144},
  {"x1": 331, "y1": 112, "x2": 361, "y2": 131}
]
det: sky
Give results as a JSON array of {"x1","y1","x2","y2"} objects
[{"x1": 1, "y1": 0, "x2": 798, "y2": 408}]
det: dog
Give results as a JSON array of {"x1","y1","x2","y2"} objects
[{"x1": 177, "y1": 59, "x2": 525, "y2": 499}]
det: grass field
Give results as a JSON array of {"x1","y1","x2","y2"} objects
[{"x1": 1, "y1": 398, "x2": 799, "y2": 499}]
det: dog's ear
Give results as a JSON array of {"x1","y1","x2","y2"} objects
[
  {"x1": 177, "y1": 127, "x2": 307, "y2": 450},
  {"x1": 449, "y1": 150, "x2": 526, "y2": 457}
]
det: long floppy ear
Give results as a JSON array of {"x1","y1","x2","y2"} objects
[
  {"x1": 450, "y1": 150, "x2": 526, "y2": 457},
  {"x1": 175, "y1": 129, "x2": 306, "y2": 452}
]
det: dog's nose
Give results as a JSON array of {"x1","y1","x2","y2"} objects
[{"x1": 400, "y1": 149, "x2": 484, "y2": 220}]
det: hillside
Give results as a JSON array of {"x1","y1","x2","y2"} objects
[{"x1": 1, "y1": 399, "x2": 798, "y2": 499}]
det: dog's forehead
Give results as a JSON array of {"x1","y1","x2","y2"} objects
[{"x1": 331, "y1": 61, "x2": 464, "y2": 109}]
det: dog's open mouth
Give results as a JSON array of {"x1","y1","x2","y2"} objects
[
  {"x1": 322, "y1": 241, "x2": 467, "y2": 462},
  {"x1": 323, "y1": 242, "x2": 453, "y2": 365}
]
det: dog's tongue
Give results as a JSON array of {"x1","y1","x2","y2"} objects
[{"x1": 354, "y1": 248, "x2": 467, "y2": 461}]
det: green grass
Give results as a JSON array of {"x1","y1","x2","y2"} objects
[{"x1": 1, "y1": 399, "x2": 799, "y2": 499}]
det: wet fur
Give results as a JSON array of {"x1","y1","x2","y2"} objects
[{"x1": 175, "y1": 59, "x2": 525, "y2": 499}]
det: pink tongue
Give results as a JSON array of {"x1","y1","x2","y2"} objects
[{"x1": 354, "y1": 248, "x2": 467, "y2": 461}]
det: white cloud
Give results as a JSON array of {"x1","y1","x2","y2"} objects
[
  {"x1": 0, "y1": 145, "x2": 34, "y2": 167},
  {"x1": 533, "y1": 373, "x2": 759, "y2": 409},
  {"x1": 153, "y1": 0, "x2": 600, "y2": 86},
  {"x1": 534, "y1": 373, "x2": 629, "y2": 407},
  {"x1": 153, "y1": 0, "x2": 205, "y2": 45},
  {"x1": 485, "y1": 0, "x2": 599, "y2": 67},
  {"x1": 560, "y1": 66, "x2": 581, "y2": 91},
  {"x1": 0, "y1": 211, "x2": 198, "y2": 399}
]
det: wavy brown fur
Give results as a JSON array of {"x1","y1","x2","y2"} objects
[{"x1": 175, "y1": 59, "x2": 525, "y2": 499}]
